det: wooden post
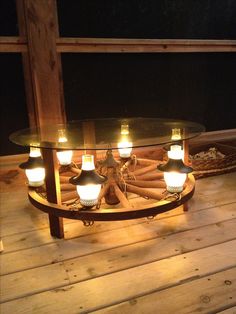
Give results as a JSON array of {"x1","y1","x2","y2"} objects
[
  {"x1": 42, "y1": 148, "x2": 64, "y2": 238},
  {"x1": 82, "y1": 121, "x2": 97, "y2": 161},
  {"x1": 16, "y1": 0, "x2": 66, "y2": 237},
  {"x1": 17, "y1": 0, "x2": 66, "y2": 126},
  {"x1": 16, "y1": 0, "x2": 37, "y2": 126},
  {"x1": 183, "y1": 137, "x2": 189, "y2": 212}
]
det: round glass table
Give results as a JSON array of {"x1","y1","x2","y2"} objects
[
  {"x1": 10, "y1": 118, "x2": 205, "y2": 238},
  {"x1": 10, "y1": 117, "x2": 204, "y2": 150}
]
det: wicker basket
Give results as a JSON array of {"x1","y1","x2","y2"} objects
[{"x1": 189, "y1": 142, "x2": 236, "y2": 178}]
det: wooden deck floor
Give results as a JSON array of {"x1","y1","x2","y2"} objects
[{"x1": 0, "y1": 156, "x2": 236, "y2": 314}]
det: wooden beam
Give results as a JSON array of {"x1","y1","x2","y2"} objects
[
  {"x1": 0, "y1": 37, "x2": 27, "y2": 52},
  {"x1": 41, "y1": 149, "x2": 64, "y2": 238},
  {"x1": 17, "y1": 0, "x2": 66, "y2": 238},
  {"x1": 1, "y1": 37, "x2": 236, "y2": 54},
  {"x1": 21, "y1": 0, "x2": 66, "y2": 126},
  {"x1": 16, "y1": 0, "x2": 37, "y2": 126},
  {"x1": 56, "y1": 38, "x2": 236, "y2": 53}
]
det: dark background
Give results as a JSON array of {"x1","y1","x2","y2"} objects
[
  {"x1": 57, "y1": 0, "x2": 236, "y2": 39},
  {"x1": 0, "y1": 0, "x2": 236, "y2": 155}
]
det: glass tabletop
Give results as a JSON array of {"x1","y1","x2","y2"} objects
[{"x1": 9, "y1": 118, "x2": 205, "y2": 150}]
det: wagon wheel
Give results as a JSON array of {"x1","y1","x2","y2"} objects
[{"x1": 58, "y1": 153, "x2": 174, "y2": 209}]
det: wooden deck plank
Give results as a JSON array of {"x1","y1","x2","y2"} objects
[
  {"x1": 1, "y1": 155, "x2": 236, "y2": 313},
  {"x1": 1, "y1": 241, "x2": 236, "y2": 313},
  {"x1": 1, "y1": 171, "x2": 236, "y2": 250},
  {"x1": 1, "y1": 195, "x2": 231, "y2": 254},
  {"x1": 65, "y1": 219, "x2": 236, "y2": 284},
  {"x1": 1, "y1": 191, "x2": 154, "y2": 237},
  {"x1": 217, "y1": 306, "x2": 236, "y2": 314},
  {"x1": 92, "y1": 267, "x2": 236, "y2": 314},
  {"x1": 0, "y1": 166, "x2": 26, "y2": 192},
  {"x1": 1, "y1": 170, "x2": 236, "y2": 220},
  {"x1": 1, "y1": 219, "x2": 236, "y2": 303},
  {"x1": 0, "y1": 262, "x2": 69, "y2": 304},
  {"x1": 1, "y1": 196, "x2": 235, "y2": 254},
  {"x1": 1, "y1": 202, "x2": 235, "y2": 275}
]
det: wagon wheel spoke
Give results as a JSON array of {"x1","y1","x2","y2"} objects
[
  {"x1": 123, "y1": 183, "x2": 165, "y2": 201},
  {"x1": 125, "y1": 179, "x2": 166, "y2": 189},
  {"x1": 113, "y1": 183, "x2": 132, "y2": 208}
]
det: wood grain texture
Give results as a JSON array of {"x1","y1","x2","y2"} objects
[
  {"x1": 1, "y1": 155, "x2": 236, "y2": 313},
  {"x1": 1, "y1": 37, "x2": 235, "y2": 53},
  {"x1": 1, "y1": 241, "x2": 236, "y2": 313},
  {"x1": 41, "y1": 149, "x2": 64, "y2": 238},
  {"x1": 1, "y1": 219, "x2": 236, "y2": 303},
  {"x1": 23, "y1": 0, "x2": 65, "y2": 126},
  {"x1": 0, "y1": 36, "x2": 27, "y2": 52},
  {"x1": 217, "y1": 307, "x2": 236, "y2": 314},
  {"x1": 15, "y1": 0, "x2": 37, "y2": 126},
  {"x1": 56, "y1": 38, "x2": 236, "y2": 53},
  {"x1": 1, "y1": 202, "x2": 235, "y2": 275},
  {"x1": 93, "y1": 267, "x2": 236, "y2": 314}
]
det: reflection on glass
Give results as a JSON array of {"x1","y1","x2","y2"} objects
[{"x1": 171, "y1": 128, "x2": 182, "y2": 141}]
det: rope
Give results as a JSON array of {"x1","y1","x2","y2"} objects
[
  {"x1": 163, "y1": 191, "x2": 181, "y2": 201},
  {"x1": 83, "y1": 220, "x2": 94, "y2": 227},
  {"x1": 72, "y1": 161, "x2": 79, "y2": 169}
]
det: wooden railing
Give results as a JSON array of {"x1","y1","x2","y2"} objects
[{"x1": 1, "y1": 36, "x2": 236, "y2": 53}]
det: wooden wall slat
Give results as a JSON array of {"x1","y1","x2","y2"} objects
[
  {"x1": 1, "y1": 37, "x2": 236, "y2": 53},
  {"x1": 56, "y1": 38, "x2": 236, "y2": 53},
  {"x1": 0, "y1": 37, "x2": 27, "y2": 52}
]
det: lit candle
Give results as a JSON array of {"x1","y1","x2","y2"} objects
[
  {"x1": 56, "y1": 129, "x2": 73, "y2": 165},
  {"x1": 20, "y1": 146, "x2": 45, "y2": 187},
  {"x1": 118, "y1": 123, "x2": 133, "y2": 158},
  {"x1": 171, "y1": 128, "x2": 182, "y2": 141},
  {"x1": 170, "y1": 128, "x2": 184, "y2": 160},
  {"x1": 163, "y1": 171, "x2": 187, "y2": 193},
  {"x1": 158, "y1": 144, "x2": 192, "y2": 193},
  {"x1": 69, "y1": 155, "x2": 106, "y2": 208},
  {"x1": 168, "y1": 144, "x2": 184, "y2": 161}
]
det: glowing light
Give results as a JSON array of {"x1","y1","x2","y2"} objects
[
  {"x1": 70, "y1": 155, "x2": 106, "y2": 207},
  {"x1": 168, "y1": 145, "x2": 184, "y2": 160},
  {"x1": 56, "y1": 129, "x2": 73, "y2": 165},
  {"x1": 118, "y1": 123, "x2": 133, "y2": 158},
  {"x1": 171, "y1": 128, "x2": 182, "y2": 141},
  {"x1": 158, "y1": 142, "x2": 192, "y2": 193},
  {"x1": 82, "y1": 154, "x2": 94, "y2": 170},
  {"x1": 29, "y1": 146, "x2": 41, "y2": 157},
  {"x1": 21, "y1": 146, "x2": 45, "y2": 187},
  {"x1": 164, "y1": 172, "x2": 187, "y2": 193},
  {"x1": 25, "y1": 168, "x2": 45, "y2": 187},
  {"x1": 77, "y1": 184, "x2": 101, "y2": 207},
  {"x1": 57, "y1": 150, "x2": 73, "y2": 165}
]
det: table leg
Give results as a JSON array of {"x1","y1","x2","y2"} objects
[
  {"x1": 42, "y1": 148, "x2": 64, "y2": 238},
  {"x1": 48, "y1": 214, "x2": 64, "y2": 238},
  {"x1": 183, "y1": 138, "x2": 190, "y2": 212}
]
